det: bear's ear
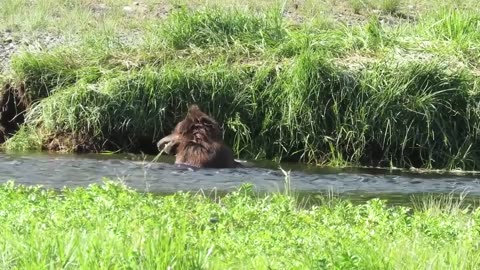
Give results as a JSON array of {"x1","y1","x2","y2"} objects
[
  {"x1": 187, "y1": 104, "x2": 202, "y2": 116},
  {"x1": 174, "y1": 115, "x2": 195, "y2": 135},
  {"x1": 201, "y1": 117, "x2": 220, "y2": 132}
]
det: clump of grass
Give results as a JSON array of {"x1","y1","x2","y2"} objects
[
  {"x1": 365, "y1": 15, "x2": 386, "y2": 49},
  {"x1": 2, "y1": 125, "x2": 42, "y2": 151},
  {"x1": 349, "y1": 0, "x2": 367, "y2": 14},
  {"x1": 379, "y1": 0, "x2": 401, "y2": 14},
  {"x1": 347, "y1": 0, "x2": 401, "y2": 15},
  {"x1": 1, "y1": 180, "x2": 480, "y2": 269},
  {"x1": 424, "y1": 9, "x2": 480, "y2": 42},
  {"x1": 10, "y1": 49, "x2": 103, "y2": 101},
  {"x1": 412, "y1": 192, "x2": 470, "y2": 215},
  {"x1": 160, "y1": 7, "x2": 286, "y2": 49}
]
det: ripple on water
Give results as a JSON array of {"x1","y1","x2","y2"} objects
[{"x1": 2, "y1": 153, "x2": 480, "y2": 200}]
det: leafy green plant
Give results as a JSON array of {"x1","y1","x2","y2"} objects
[{"x1": 1, "y1": 180, "x2": 480, "y2": 269}]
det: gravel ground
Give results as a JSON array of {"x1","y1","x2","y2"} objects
[
  {"x1": 0, "y1": 30, "x2": 70, "y2": 72},
  {"x1": 0, "y1": 1, "x2": 416, "y2": 73}
]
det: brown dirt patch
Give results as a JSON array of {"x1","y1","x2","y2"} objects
[
  {"x1": 44, "y1": 132, "x2": 102, "y2": 153},
  {"x1": 43, "y1": 132, "x2": 159, "y2": 155}
]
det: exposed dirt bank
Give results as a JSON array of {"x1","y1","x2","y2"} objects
[{"x1": 0, "y1": 83, "x2": 26, "y2": 143}]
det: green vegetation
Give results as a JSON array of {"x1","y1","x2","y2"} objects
[
  {"x1": 3, "y1": 3, "x2": 480, "y2": 268},
  {"x1": 0, "y1": 180, "x2": 479, "y2": 269},
  {"x1": 2, "y1": 0, "x2": 480, "y2": 169}
]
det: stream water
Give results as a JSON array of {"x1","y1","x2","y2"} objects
[{"x1": 1, "y1": 152, "x2": 480, "y2": 205}]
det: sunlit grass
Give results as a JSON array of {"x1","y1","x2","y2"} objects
[
  {"x1": 9, "y1": 38, "x2": 480, "y2": 169},
  {"x1": 0, "y1": 180, "x2": 479, "y2": 269}
]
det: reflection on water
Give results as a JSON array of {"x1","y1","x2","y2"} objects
[{"x1": 1, "y1": 152, "x2": 480, "y2": 205}]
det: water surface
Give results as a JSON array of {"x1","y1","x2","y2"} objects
[{"x1": 1, "y1": 152, "x2": 480, "y2": 205}]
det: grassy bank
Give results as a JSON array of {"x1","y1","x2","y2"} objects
[
  {"x1": 0, "y1": 180, "x2": 479, "y2": 269},
  {"x1": 2, "y1": 1, "x2": 480, "y2": 169}
]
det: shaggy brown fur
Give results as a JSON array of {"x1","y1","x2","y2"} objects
[{"x1": 157, "y1": 105, "x2": 239, "y2": 168}]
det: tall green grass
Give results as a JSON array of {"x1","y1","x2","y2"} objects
[
  {"x1": 1, "y1": 180, "x2": 480, "y2": 269},
  {"x1": 10, "y1": 50, "x2": 101, "y2": 101},
  {"x1": 161, "y1": 8, "x2": 286, "y2": 49}
]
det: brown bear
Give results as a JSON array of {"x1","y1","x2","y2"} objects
[{"x1": 156, "y1": 104, "x2": 241, "y2": 168}]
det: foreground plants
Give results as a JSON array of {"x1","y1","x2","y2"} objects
[{"x1": 1, "y1": 180, "x2": 480, "y2": 269}]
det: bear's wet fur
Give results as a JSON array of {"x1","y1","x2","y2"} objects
[{"x1": 157, "y1": 105, "x2": 240, "y2": 168}]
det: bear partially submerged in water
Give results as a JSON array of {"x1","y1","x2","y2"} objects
[{"x1": 156, "y1": 105, "x2": 240, "y2": 168}]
